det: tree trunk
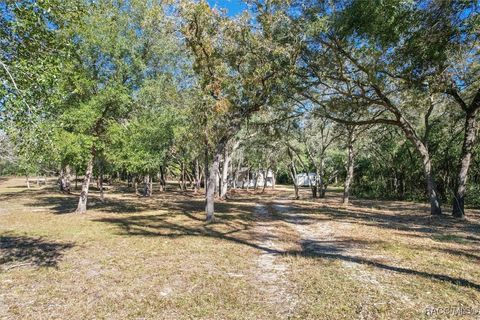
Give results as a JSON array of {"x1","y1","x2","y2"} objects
[
  {"x1": 234, "y1": 160, "x2": 242, "y2": 189},
  {"x1": 76, "y1": 157, "x2": 94, "y2": 213},
  {"x1": 59, "y1": 168, "x2": 65, "y2": 191},
  {"x1": 398, "y1": 118, "x2": 442, "y2": 215},
  {"x1": 26, "y1": 176, "x2": 30, "y2": 189},
  {"x1": 216, "y1": 170, "x2": 221, "y2": 197},
  {"x1": 423, "y1": 158, "x2": 441, "y2": 215},
  {"x1": 178, "y1": 163, "x2": 184, "y2": 191},
  {"x1": 159, "y1": 166, "x2": 166, "y2": 192},
  {"x1": 59, "y1": 166, "x2": 71, "y2": 193},
  {"x1": 204, "y1": 146, "x2": 209, "y2": 196},
  {"x1": 288, "y1": 149, "x2": 299, "y2": 200},
  {"x1": 143, "y1": 174, "x2": 151, "y2": 197},
  {"x1": 343, "y1": 129, "x2": 355, "y2": 205},
  {"x1": 206, "y1": 139, "x2": 227, "y2": 222},
  {"x1": 453, "y1": 109, "x2": 478, "y2": 218},
  {"x1": 319, "y1": 159, "x2": 326, "y2": 198},
  {"x1": 194, "y1": 158, "x2": 201, "y2": 193},
  {"x1": 157, "y1": 171, "x2": 162, "y2": 192},
  {"x1": 65, "y1": 165, "x2": 71, "y2": 192},
  {"x1": 181, "y1": 162, "x2": 187, "y2": 191},
  {"x1": 149, "y1": 175, "x2": 153, "y2": 196},
  {"x1": 311, "y1": 181, "x2": 317, "y2": 198},
  {"x1": 262, "y1": 168, "x2": 269, "y2": 193},
  {"x1": 314, "y1": 169, "x2": 320, "y2": 198},
  {"x1": 220, "y1": 149, "x2": 231, "y2": 200},
  {"x1": 289, "y1": 167, "x2": 299, "y2": 200},
  {"x1": 272, "y1": 171, "x2": 276, "y2": 190},
  {"x1": 134, "y1": 177, "x2": 139, "y2": 195},
  {"x1": 99, "y1": 170, "x2": 104, "y2": 202}
]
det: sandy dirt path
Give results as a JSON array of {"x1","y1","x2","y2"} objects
[{"x1": 253, "y1": 203, "x2": 298, "y2": 317}]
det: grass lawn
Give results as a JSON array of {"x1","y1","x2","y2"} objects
[{"x1": 1, "y1": 177, "x2": 479, "y2": 319}]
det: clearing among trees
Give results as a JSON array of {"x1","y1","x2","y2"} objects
[
  {"x1": 1, "y1": 177, "x2": 479, "y2": 319},
  {"x1": 1, "y1": 0, "x2": 479, "y2": 319}
]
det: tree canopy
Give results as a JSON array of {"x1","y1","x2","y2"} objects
[{"x1": 1, "y1": 0, "x2": 479, "y2": 219}]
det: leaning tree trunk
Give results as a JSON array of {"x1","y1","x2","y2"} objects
[
  {"x1": 76, "y1": 157, "x2": 94, "y2": 213},
  {"x1": 289, "y1": 168, "x2": 299, "y2": 200},
  {"x1": 453, "y1": 109, "x2": 478, "y2": 218},
  {"x1": 206, "y1": 139, "x2": 227, "y2": 222},
  {"x1": 343, "y1": 128, "x2": 355, "y2": 205},
  {"x1": 288, "y1": 164, "x2": 299, "y2": 200},
  {"x1": 399, "y1": 120, "x2": 442, "y2": 215},
  {"x1": 372, "y1": 85, "x2": 442, "y2": 214}
]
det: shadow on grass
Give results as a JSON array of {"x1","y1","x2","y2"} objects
[
  {"x1": 0, "y1": 235, "x2": 74, "y2": 269},
  {"x1": 0, "y1": 188, "x2": 55, "y2": 202},
  {"x1": 270, "y1": 200, "x2": 480, "y2": 244},
  {"x1": 298, "y1": 239, "x2": 480, "y2": 291},
  {"x1": 28, "y1": 194, "x2": 158, "y2": 214},
  {"x1": 3, "y1": 184, "x2": 479, "y2": 290},
  {"x1": 93, "y1": 207, "x2": 480, "y2": 292}
]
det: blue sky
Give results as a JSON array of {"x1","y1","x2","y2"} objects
[{"x1": 207, "y1": 0, "x2": 247, "y2": 16}]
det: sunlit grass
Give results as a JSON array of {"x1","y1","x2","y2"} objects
[{"x1": 1, "y1": 177, "x2": 479, "y2": 319}]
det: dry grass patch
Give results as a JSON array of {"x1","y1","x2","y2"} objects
[
  {"x1": 0, "y1": 178, "x2": 273, "y2": 319},
  {"x1": 274, "y1": 192, "x2": 480, "y2": 319},
  {"x1": 1, "y1": 178, "x2": 479, "y2": 319}
]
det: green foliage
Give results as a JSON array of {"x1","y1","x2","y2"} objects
[{"x1": 1, "y1": 0, "x2": 479, "y2": 211}]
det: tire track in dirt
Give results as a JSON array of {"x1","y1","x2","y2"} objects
[{"x1": 253, "y1": 203, "x2": 298, "y2": 317}]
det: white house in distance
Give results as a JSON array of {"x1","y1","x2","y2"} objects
[
  {"x1": 230, "y1": 168, "x2": 274, "y2": 188},
  {"x1": 296, "y1": 173, "x2": 317, "y2": 187}
]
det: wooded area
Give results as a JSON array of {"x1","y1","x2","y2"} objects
[
  {"x1": 1, "y1": 1, "x2": 479, "y2": 318},
  {"x1": 1, "y1": 0, "x2": 479, "y2": 219}
]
